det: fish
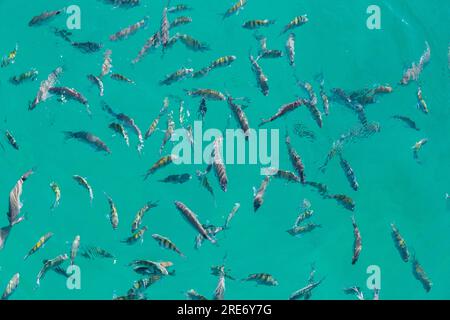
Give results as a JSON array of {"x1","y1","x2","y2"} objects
[
  {"x1": 339, "y1": 155, "x2": 359, "y2": 191},
  {"x1": 160, "y1": 112, "x2": 175, "y2": 154},
  {"x1": 111, "y1": 73, "x2": 135, "y2": 84},
  {"x1": 7, "y1": 169, "x2": 34, "y2": 228},
  {"x1": 227, "y1": 96, "x2": 250, "y2": 139},
  {"x1": 298, "y1": 81, "x2": 322, "y2": 128},
  {"x1": 109, "y1": 123, "x2": 130, "y2": 146},
  {"x1": 209, "y1": 55, "x2": 237, "y2": 70},
  {"x1": 1, "y1": 273, "x2": 20, "y2": 300},
  {"x1": 10, "y1": 69, "x2": 38, "y2": 85},
  {"x1": 242, "y1": 19, "x2": 275, "y2": 29},
  {"x1": 293, "y1": 200, "x2": 314, "y2": 226},
  {"x1": 158, "y1": 173, "x2": 192, "y2": 184},
  {"x1": 1, "y1": 44, "x2": 18, "y2": 68},
  {"x1": 285, "y1": 33, "x2": 295, "y2": 66},
  {"x1": 104, "y1": 193, "x2": 119, "y2": 230},
  {"x1": 145, "y1": 97, "x2": 169, "y2": 139},
  {"x1": 242, "y1": 273, "x2": 278, "y2": 286},
  {"x1": 281, "y1": 15, "x2": 308, "y2": 34},
  {"x1": 412, "y1": 255, "x2": 432, "y2": 292},
  {"x1": 132, "y1": 32, "x2": 160, "y2": 64},
  {"x1": 104, "y1": 0, "x2": 140, "y2": 7},
  {"x1": 100, "y1": 49, "x2": 112, "y2": 77},
  {"x1": 24, "y1": 232, "x2": 53, "y2": 260},
  {"x1": 392, "y1": 115, "x2": 420, "y2": 131},
  {"x1": 80, "y1": 246, "x2": 115, "y2": 261},
  {"x1": 36, "y1": 254, "x2": 68, "y2": 287},
  {"x1": 351, "y1": 216, "x2": 362, "y2": 265},
  {"x1": 129, "y1": 260, "x2": 172, "y2": 276},
  {"x1": 186, "y1": 289, "x2": 207, "y2": 300},
  {"x1": 223, "y1": 0, "x2": 247, "y2": 19},
  {"x1": 259, "y1": 47, "x2": 283, "y2": 59},
  {"x1": 343, "y1": 286, "x2": 365, "y2": 300},
  {"x1": 109, "y1": 17, "x2": 149, "y2": 41},
  {"x1": 5, "y1": 130, "x2": 19, "y2": 150},
  {"x1": 144, "y1": 155, "x2": 177, "y2": 179},
  {"x1": 211, "y1": 265, "x2": 235, "y2": 280},
  {"x1": 131, "y1": 201, "x2": 158, "y2": 233},
  {"x1": 224, "y1": 203, "x2": 240, "y2": 229},
  {"x1": 412, "y1": 138, "x2": 428, "y2": 162},
  {"x1": 390, "y1": 223, "x2": 410, "y2": 262},
  {"x1": 272, "y1": 169, "x2": 301, "y2": 183},
  {"x1": 28, "y1": 9, "x2": 62, "y2": 26},
  {"x1": 160, "y1": 6, "x2": 170, "y2": 51},
  {"x1": 64, "y1": 131, "x2": 111, "y2": 154},
  {"x1": 285, "y1": 131, "x2": 306, "y2": 184},
  {"x1": 128, "y1": 275, "x2": 164, "y2": 296},
  {"x1": 211, "y1": 137, "x2": 228, "y2": 192},
  {"x1": 326, "y1": 194, "x2": 355, "y2": 211},
  {"x1": 193, "y1": 67, "x2": 211, "y2": 79},
  {"x1": 152, "y1": 234, "x2": 185, "y2": 257},
  {"x1": 195, "y1": 224, "x2": 224, "y2": 249},
  {"x1": 287, "y1": 223, "x2": 321, "y2": 236},
  {"x1": 174, "y1": 201, "x2": 216, "y2": 244},
  {"x1": 168, "y1": 4, "x2": 192, "y2": 13},
  {"x1": 71, "y1": 41, "x2": 103, "y2": 54},
  {"x1": 87, "y1": 74, "x2": 104, "y2": 97},
  {"x1": 175, "y1": 33, "x2": 209, "y2": 52},
  {"x1": 160, "y1": 68, "x2": 194, "y2": 85},
  {"x1": 49, "y1": 87, "x2": 91, "y2": 115},
  {"x1": 316, "y1": 75, "x2": 330, "y2": 115},
  {"x1": 305, "y1": 181, "x2": 328, "y2": 197},
  {"x1": 213, "y1": 266, "x2": 226, "y2": 300},
  {"x1": 73, "y1": 175, "x2": 94, "y2": 204},
  {"x1": 293, "y1": 123, "x2": 315, "y2": 141},
  {"x1": 52, "y1": 28, "x2": 72, "y2": 42},
  {"x1": 70, "y1": 235, "x2": 80, "y2": 265},
  {"x1": 416, "y1": 86, "x2": 429, "y2": 114},
  {"x1": 29, "y1": 67, "x2": 63, "y2": 110},
  {"x1": 196, "y1": 170, "x2": 215, "y2": 200},
  {"x1": 400, "y1": 42, "x2": 430, "y2": 85},
  {"x1": 197, "y1": 98, "x2": 207, "y2": 120},
  {"x1": 102, "y1": 102, "x2": 144, "y2": 153},
  {"x1": 122, "y1": 226, "x2": 148, "y2": 245},
  {"x1": 290, "y1": 270, "x2": 323, "y2": 300},
  {"x1": 170, "y1": 16, "x2": 192, "y2": 29},
  {"x1": 50, "y1": 182, "x2": 61, "y2": 209},
  {"x1": 253, "y1": 175, "x2": 271, "y2": 212},
  {"x1": 259, "y1": 99, "x2": 306, "y2": 126},
  {"x1": 186, "y1": 88, "x2": 226, "y2": 100},
  {"x1": 319, "y1": 140, "x2": 344, "y2": 173},
  {"x1": 249, "y1": 55, "x2": 269, "y2": 96}
]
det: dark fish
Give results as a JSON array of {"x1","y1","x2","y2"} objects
[
  {"x1": 49, "y1": 87, "x2": 91, "y2": 115},
  {"x1": 242, "y1": 273, "x2": 278, "y2": 286},
  {"x1": 211, "y1": 137, "x2": 228, "y2": 192},
  {"x1": 168, "y1": 4, "x2": 192, "y2": 14},
  {"x1": 259, "y1": 99, "x2": 306, "y2": 126},
  {"x1": 5, "y1": 131, "x2": 19, "y2": 150},
  {"x1": 253, "y1": 175, "x2": 271, "y2": 211},
  {"x1": 412, "y1": 255, "x2": 432, "y2": 292},
  {"x1": 390, "y1": 223, "x2": 410, "y2": 262},
  {"x1": 351, "y1": 216, "x2": 362, "y2": 265},
  {"x1": 87, "y1": 74, "x2": 104, "y2": 96},
  {"x1": 158, "y1": 173, "x2": 192, "y2": 184},
  {"x1": 281, "y1": 15, "x2": 308, "y2": 34},
  {"x1": 223, "y1": 0, "x2": 247, "y2": 19},
  {"x1": 242, "y1": 19, "x2": 275, "y2": 29},
  {"x1": 174, "y1": 201, "x2": 216, "y2": 244},
  {"x1": 71, "y1": 41, "x2": 103, "y2": 53},
  {"x1": 339, "y1": 154, "x2": 359, "y2": 191},
  {"x1": 28, "y1": 10, "x2": 62, "y2": 26},
  {"x1": 144, "y1": 155, "x2": 176, "y2": 179},
  {"x1": 111, "y1": 73, "x2": 134, "y2": 84},
  {"x1": 132, "y1": 31, "x2": 160, "y2": 64},
  {"x1": 80, "y1": 246, "x2": 115, "y2": 261},
  {"x1": 9, "y1": 69, "x2": 38, "y2": 85},
  {"x1": 176, "y1": 33, "x2": 209, "y2": 52},
  {"x1": 287, "y1": 223, "x2": 321, "y2": 236},
  {"x1": 170, "y1": 16, "x2": 192, "y2": 28},
  {"x1": 326, "y1": 194, "x2": 355, "y2": 211},
  {"x1": 63, "y1": 131, "x2": 111, "y2": 154},
  {"x1": 227, "y1": 96, "x2": 250, "y2": 137},
  {"x1": 197, "y1": 97, "x2": 207, "y2": 120},
  {"x1": 249, "y1": 55, "x2": 269, "y2": 96},
  {"x1": 392, "y1": 115, "x2": 420, "y2": 131},
  {"x1": 286, "y1": 131, "x2": 306, "y2": 184},
  {"x1": 293, "y1": 123, "x2": 315, "y2": 141}
]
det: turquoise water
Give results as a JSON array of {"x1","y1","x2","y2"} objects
[{"x1": 0, "y1": 0, "x2": 449, "y2": 300}]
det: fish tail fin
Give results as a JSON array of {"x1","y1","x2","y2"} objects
[
  {"x1": 62, "y1": 131, "x2": 74, "y2": 140},
  {"x1": 0, "y1": 226, "x2": 11, "y2": 251}
]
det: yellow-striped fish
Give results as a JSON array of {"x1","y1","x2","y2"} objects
[{"x1": 24, "y1": 232, "x2": 53, "y2": 260}]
